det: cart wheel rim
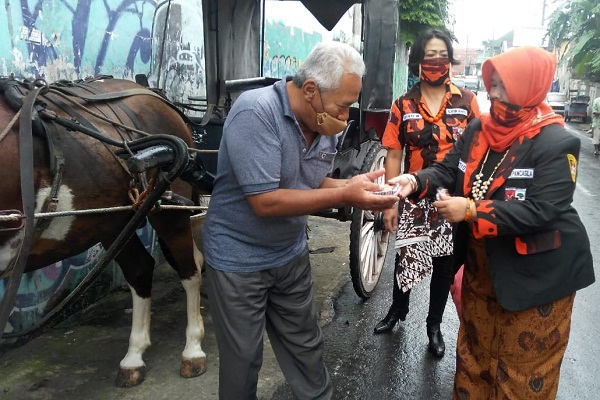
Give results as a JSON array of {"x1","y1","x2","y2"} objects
[{"x1": 349, "y1": 144, "x2": 390, "y2": 297}]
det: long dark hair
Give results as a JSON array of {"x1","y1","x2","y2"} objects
[{"x1": 408, "y1": 28, "x2": 460, "y2": 76}]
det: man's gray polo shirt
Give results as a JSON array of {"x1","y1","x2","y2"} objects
[{"x1": 202, "y1": 79, "x2": 338, "y2": 272}]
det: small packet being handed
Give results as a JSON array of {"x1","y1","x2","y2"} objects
[
  {"x1": 373, "y1": 183, "x2": 400, "y2": 196},
  {"x1": 436, "y1": 187, "x2": 449, "y2": 201}
]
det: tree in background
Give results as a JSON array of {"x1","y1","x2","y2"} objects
[
  {"x1": 546, "y1": 0, "x2": 600, "y2": 82},
  {"x1": 398, "y1": 0, "x2": 450, "y2": 45}
]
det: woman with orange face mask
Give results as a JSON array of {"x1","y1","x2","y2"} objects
[
  {"x1": 390, "y1": 46, "x2": 595, "y2": 399},
  {"x1": 375, "y1": 28, "x2": 480, "y2": 359}
]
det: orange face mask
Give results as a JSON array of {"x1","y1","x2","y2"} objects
[
  {"x1": 420, "y1": 57, "x2": 451, "y2": 86},
  {"x1": 489, "y1": 99, "x2": 530, "y2": 126}
]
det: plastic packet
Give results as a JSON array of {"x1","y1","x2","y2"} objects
[
  {"x1": 373, "y1": 183, "x2": 400, "y2": 196},
  {"x1": 436, "y1": 187, "x2": 449, "y2": 201}
]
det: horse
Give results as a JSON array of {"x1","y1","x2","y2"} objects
[{"x1": 0, "y1": 76, "x2": 208, "y2": 387}]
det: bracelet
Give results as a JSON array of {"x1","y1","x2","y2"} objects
[
  {"x1": 405, "y1": 174, "x2": 418, "y2": 193},
  {"x1": 464, "y1": 198, "x2": 471, "y2": 222},
  {"x1": 464, "y1": 198, "x2": 474, "y2": 222}
]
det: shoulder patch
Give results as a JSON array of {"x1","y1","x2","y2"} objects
[{"x1": 567, "y1": 154, "x2": 577, "y2": 182}]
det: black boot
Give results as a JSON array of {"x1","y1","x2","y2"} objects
[
  {"x1": 373, "y1": 305, "x2": 408, "y2": 334},
  {"x1": 374, "y1": 279, "x2": 409, "y2": 334},
  {"x1": 427, "y1": 324, "x2": 445, "y2": 357}
]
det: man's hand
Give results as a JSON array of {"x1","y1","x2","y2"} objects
[
  {"x1": 349, "y1": 168, "x2": 385, "y2": 184},
  {"x1": 343, "y1": 168, "x2": 399, "y2": 211}
]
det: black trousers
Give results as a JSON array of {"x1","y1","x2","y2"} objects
[{"x1": 392, "y1": 254, "x2": 455, "y2": 327}]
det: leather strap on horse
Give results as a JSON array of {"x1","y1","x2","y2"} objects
[
  {"x1": 1, "y1": 134, "x2": 191, "y2": 339},
  {"x1": 0, "y1": 84, "x2": 45, "y2": 336}
]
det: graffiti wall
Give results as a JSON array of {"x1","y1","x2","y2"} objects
[
  {"x1": 0, "y1": 0, "x2": 204, "y2": 338},
  {"x1": 263, "y1": 21, "x2": 322, "y2": 79},
  {"x1": 0, "y1": 0, "x2": 206, "y2": 102},
  {"x1": 262, "y1": 1, "x2": 357, "y2": 79}
]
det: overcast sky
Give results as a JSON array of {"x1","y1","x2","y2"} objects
[
  {"x1": 449, "y1": 0, "x2": 562, "y2": 48},
  {"x1": 264, "y1": 0, "x2": 563, "y2": 50}
]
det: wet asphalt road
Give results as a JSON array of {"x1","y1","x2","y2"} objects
[{"x1": 271, "y1": 121, "x2": 600, "y2": 400}]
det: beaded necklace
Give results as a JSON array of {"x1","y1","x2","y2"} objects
[
  {"x1": 418, "y1": 101, "x2": 447, "y2": 123},
  {"x1": 471, "y1": 148, "x2": 509, "y2": 201}
]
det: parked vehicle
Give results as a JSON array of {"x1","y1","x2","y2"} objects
[
  {"x1": 452, "y1": 77, "x2": 465, "y2": 88},
  {"x1": 546, "y1": 92, "x2": 568, "y2": 116},
  {"x1": 565, "y1": 95, "x2": 590, "y2": 123},
  {"x1": 464, "y1": 76, "x2": 479, "y2": 94}
]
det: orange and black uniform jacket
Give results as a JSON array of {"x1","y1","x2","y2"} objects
[
  {"x1": 412, "y1": 120, "x2": 595, "y2": 311},
  {"x1": 382, "y1": 83, "x2": 480, "y2": 173}
]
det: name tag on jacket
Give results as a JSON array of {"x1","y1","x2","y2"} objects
[{"x1": 508, "y1": 168, "x2": 534, "y2": 179}]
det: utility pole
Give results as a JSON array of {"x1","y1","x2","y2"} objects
[
  {"x1": 541, "y1": 0, "x2": 546, "y2": 25},
  {"x1": 464, "y1": 35, "x2": 469, "y2": 75}
]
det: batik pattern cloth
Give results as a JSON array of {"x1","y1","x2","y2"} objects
[{"x1": 394, "y1": 198, "x2": 452, "y2": 292}]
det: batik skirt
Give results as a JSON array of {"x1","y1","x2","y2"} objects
[{"x1": 454, "y1": 236, "x2": 575, "y2": 400}]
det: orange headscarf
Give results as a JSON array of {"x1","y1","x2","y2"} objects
[{"x1": 480, "y1": 46, "x2": 565, "y2": 152}]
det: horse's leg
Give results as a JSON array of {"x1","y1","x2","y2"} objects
[
  {"x1": 150, "y1": 210, "x2": 207, "y2": 379},
  {"x1": 108, "y1": 233, "x2": 154, "y2": 388}
]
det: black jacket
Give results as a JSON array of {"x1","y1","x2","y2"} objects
[{"x1": 414, "y1": 119, "x2": 595, "y2": 311}]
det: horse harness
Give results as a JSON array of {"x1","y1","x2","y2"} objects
[
  {"x1": 0, "y1": 76, "x2": 195, "y2": 337},
  {"x1": 1, "y1": 76, "x2": 195, "y2": 222}
]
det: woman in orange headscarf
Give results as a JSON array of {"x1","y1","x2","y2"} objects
[{"x1": 390, "y1": 46, "x2": 595, "y2": 399}]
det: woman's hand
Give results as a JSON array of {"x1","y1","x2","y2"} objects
[
  {"x1": 432, "y1": 192, "x2": 475, "y2": 223},
  {"x1": 388, "y1": 174, "x2": 417, "y2": 199}
]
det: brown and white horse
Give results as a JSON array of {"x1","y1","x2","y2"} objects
[{"x1": 0, "y1": 77, "x2": 206, "y2": 387}]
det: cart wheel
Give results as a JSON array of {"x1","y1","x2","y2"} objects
[{"x1": 349, "y1": 142, "x2": 390, "y2": 298}]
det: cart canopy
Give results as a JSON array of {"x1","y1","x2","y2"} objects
[{"x1": 201, "y1": 0, "x2": 398, "y2": 112}]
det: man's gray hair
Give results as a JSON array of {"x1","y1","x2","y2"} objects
[{"x1": 292, "y1": 41, "x2": 365, "y2": 92}]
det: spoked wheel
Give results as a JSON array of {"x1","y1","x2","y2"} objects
[{"x1": 349, "y1": 142, "x2": 390, "y2": 298}]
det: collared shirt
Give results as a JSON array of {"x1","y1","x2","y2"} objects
[
  {"x1": 382, "y1": 83, "x2": 480, "y2": 173},
  {"x1": 202, "y1": 79, "x2": 337, "y2": 272}
]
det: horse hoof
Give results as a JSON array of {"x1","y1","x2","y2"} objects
[
  {"x1": 180, "y1": 357, "x2": 207, "y2": 378},
  {"x1": 115, "y1": 366, "x2": 146, "y2": 387}
]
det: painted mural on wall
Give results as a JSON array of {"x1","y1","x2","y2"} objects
[
  {"x1": 262, "y1": 2, "x2": 356, "y2": 79},
  {"x1": 263, "y1": 21, "x2": 322, "y2": 79},
  {"x1": 147, "y1": 0, "x2": 206, "y2": 106},
  {"x1": 0, "y1": 0, "x2": 204, "y2": 337},
  {"x1": 0, "y1": 0, "x2": 206, "y2": 103}
]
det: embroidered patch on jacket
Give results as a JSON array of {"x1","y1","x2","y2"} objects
[
  {"x1": 505, "y1": 187, "x2": 526, "y2": 201},
  {"x1": 451, "y1": 126, "x2": 463, "y2": 140},
  {"x1": 403, "y1": 113, "x2": 422, "y2": 121},
  {"x1": 567, "y1": 154, "x2": 577, "y2": 182},
  {"x1": 508, "y1": 169, "x2": 534, "y2": 179},
  {"x1": 446, "y1": 108, "x2": 468, "y2": 116},
  {"x1": 458, "y1": 159, "x2": 466, "y2": 172}
]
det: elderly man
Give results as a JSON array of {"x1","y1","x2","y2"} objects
[{"x1": 202, "y1": 41, "x2": 399, "y2": 400}]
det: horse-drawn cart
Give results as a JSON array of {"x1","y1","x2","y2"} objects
[
  {"x1": 0, "y1": 0, "x2": 403, "y2": 345},
  {"x1": 185, "y1": 0, "x2": 401, "y2": 299},
  {"x1": 0, "y1": 0, "x2": 404, "y2": 390}
]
